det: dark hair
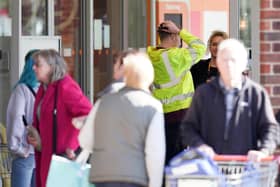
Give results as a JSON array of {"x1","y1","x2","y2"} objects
[
  {"x1": 114, "y1": 49, "x2": 139, "y2": 66},
  {"x1": 158, "y1": 31, "x2": 172, "y2": 41},
  {"x1": 157, "y1": 23, "x2": 173, "y2": 41}
]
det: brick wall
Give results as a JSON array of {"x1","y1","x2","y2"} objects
[{"x1": 260, "y1": 0, "x2": 280, "y2": 113}]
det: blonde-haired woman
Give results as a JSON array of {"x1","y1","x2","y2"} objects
[{"x1": 191, "y1": 30, "x2": 229, "y2": 88}]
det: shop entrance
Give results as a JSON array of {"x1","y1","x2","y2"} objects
[{"x1": 0, "y1": 0, "x2": 260, "y2": 125}]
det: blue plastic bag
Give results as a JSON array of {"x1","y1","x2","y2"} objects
[
  {"x1": 46, "y1": 155, "x2": 94, "y2": 187},
  {"x1": 166, "y1": 148, "x2": 220, "y2": 176},
  {"x1": 165, "y1": 148, "x2": 226, "y2": 187}
]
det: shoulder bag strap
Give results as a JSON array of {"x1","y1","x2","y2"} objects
[
  {"x1": 53, "y1": 81, "x2": 59, "y2": 154},
  {"x1": 22, "y1": 84, "x2": 36, "y2": 127},
  {"x1": 25, "y1": 84, "x2": 36, "y2": 97},
  {"x1": 22, "y1": 116, "x2": 28, "y2": 127}
]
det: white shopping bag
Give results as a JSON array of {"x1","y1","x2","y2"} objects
[{"x1": 46, "y1": 150, "x2": 94, "y2": 187}]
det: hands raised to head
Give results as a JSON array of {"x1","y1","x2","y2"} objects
[{"x1": 158, "y1": 20, "x2": 180, "y2": 34}]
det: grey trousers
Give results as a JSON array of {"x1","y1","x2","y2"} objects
[{"x1": 94, "y1": 182, "x2": 145, "y2": 187}]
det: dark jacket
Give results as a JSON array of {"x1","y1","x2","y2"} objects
[
  {"x1": 181, "y1": 77, "x2": 279, "y2": 155},
  {"x1": 191, "y1": 58, "x2": 218, "y2": 89}
]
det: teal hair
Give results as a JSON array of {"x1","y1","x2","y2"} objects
[{"x1": 15, "y1": 49, "x2": 39, "y2": 88}]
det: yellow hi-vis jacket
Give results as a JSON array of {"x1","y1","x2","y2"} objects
[{"x1": 147, "y1": 29, "x2": 206, "y2": 113}]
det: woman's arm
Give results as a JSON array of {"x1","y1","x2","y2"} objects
[{"x1": 6, "y1": 85, "x2": 32, "y2": 157}]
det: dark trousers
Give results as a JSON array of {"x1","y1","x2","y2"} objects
[
  {"x1": 164, "y1": 109, "x2": 188, "y2": 165},
  {"x1": 94, "y1": 182, "x2": 145, "y2": 187},
  {"x1": 162, "y1": 109, "x2": 188, "y2": 187}
]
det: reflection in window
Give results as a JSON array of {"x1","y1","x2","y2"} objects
[
  {"x1": 94, "y1": 0, "x2": 112, "y2": 98},
  {"x1": 54, "y1": 0, "x2": 80, "y2": 78},
  {"x1": 22, "y1": 0, "x2": 47, "y2": 35},
  {"x1": 0, "y1": 0, "x2": 11, "y2": 36},
  {"x1": 127, "y1": 1, "x2": 147, "y2": 48},
  {"x1": 239, "y1": 0, "x2": 251, "y2": 48}
]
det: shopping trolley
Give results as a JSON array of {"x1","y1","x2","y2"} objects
[
  {"x1": 166, "y1": 154, "x2": 278, "y2": 187},
  {"x1": 0, "y1": 144, "x2": 12, "y2": 187}
]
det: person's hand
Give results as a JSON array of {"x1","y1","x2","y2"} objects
[
  {"x1": 19, "y1": 147, "x2": 30, "y2": 158},
  {"x1": 197, "y1": 144, "x2": 216, "y2": 159},
  {"x1": 22, "y1": 152, "x2": 29, "y2": 158},
  {"x1": 160, "y1": 20, "x2": 180, "y2": 34},
  {"x1": 247, "y1": 150, "x2": 268, "y2": 162},
  {"x1": 27, "y1": 134, "x2": 41, "y2": 151},
  {"x1": 65, "y1": 148, "x2": 76, "y2": 160},
  {"x1": 26, "y1": 135, "x2": 37, "y2": 146},
  {"x1": 26, "y1": 126, "x2": 41, "y2": 151},
  {"x1": 72, "y1": 115, "x2": 87, "y2": 129}
]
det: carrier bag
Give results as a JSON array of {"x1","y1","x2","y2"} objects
[
  {"x1": 165, "y1": 148, "x2": 221, "y2": 176},
  {"x1": 46, "y1": 150, "x2": 94, "y2": 187}
]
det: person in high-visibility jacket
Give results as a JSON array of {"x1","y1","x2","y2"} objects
[{"x1": 147, "y1": 20, "x2": 206, "y2": 165}]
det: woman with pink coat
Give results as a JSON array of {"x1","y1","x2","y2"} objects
[{"x1": 27, "y1": 49, "x2": 92, "y2": 187}]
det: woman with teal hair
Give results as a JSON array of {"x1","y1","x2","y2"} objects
[
  {"x1": 6, "y1": 49, "x2": 39, "y2": 187},
  {"x1": 16, "y1": 49, "x2": 39, "y2": 88}
]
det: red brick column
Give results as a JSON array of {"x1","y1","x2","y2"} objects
[{"x1": 260, "y1": 0, "x2": 280, "y2": 112}]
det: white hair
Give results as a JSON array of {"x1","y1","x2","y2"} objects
[
  {"x1": 123, "y1": 52, "x2": 154, "y2": 90},
  {"x1": 218, "y1": 38, "x2": 248, "y2": 71}
]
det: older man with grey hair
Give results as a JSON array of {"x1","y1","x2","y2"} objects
[{"x1": 181, "y1": 38, "x2": 279, "y2": 161}]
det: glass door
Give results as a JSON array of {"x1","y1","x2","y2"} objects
[
  {"x1": 53, "y1": 0, "x2": 151, "y2": 101},
  {"x1": 93, "y1": 0, "x2": 123, "y2": 101},
  {"x1": 230, "y1": 0, "x2": 260, "y2": 81},
  {"x1": 54, "y1": 0, "x2": 94, "y2": 101},
  {"x1": 22, "y1": 0, "x2": 48, "y2": 36},
  {"x1": 0, "y1": 0, "x2": 11, "y2": 125},
  {"x1": 92, "y1": 0, "x2": 149, "y2": 101},
  {"x1": 54, "y1": 0, "x2": 82, "y2": 79}
]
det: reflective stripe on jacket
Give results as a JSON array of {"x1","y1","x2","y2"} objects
[{"x1": 147, "y1": 29, "x2": 206, "y2": 113}]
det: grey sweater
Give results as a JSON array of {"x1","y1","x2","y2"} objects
[{"x1": 89, "y1": 87, "x2": 165, "y2": 187}]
